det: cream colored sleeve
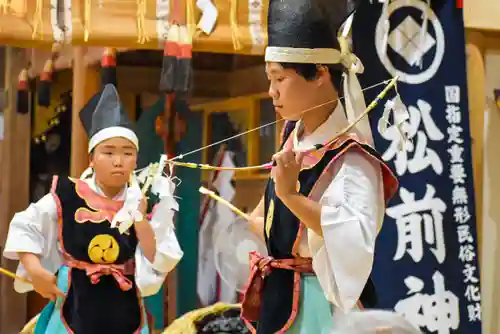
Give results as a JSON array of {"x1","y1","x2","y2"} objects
[
  {"x1": 308, "y1": 151, "x2": 384, "y2": 312},
  {"x1": 134, "y1": 195, "x2": 183, "y2": 297},
  {"x1": 3, "y1": 193, "x2": 62, "y2": 293}
]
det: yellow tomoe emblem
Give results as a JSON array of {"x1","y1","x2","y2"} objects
[
  {"x1": 88, "y1": 234, "x2": 120, "y2": 264},
  {"x1": 265, "y1": 200, "x2": 275, "y2": 239}
]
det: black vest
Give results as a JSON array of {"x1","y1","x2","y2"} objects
[
  {"x1": 54, "y1": 176, "x2": 144, "y2": 334},
  {"x1": 256, "y1": 122, "x2": 378, "y2": 334}
]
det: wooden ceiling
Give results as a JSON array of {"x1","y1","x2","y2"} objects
[{"x1": 117, "y1": 50, "x2": 264, "y2": 71}]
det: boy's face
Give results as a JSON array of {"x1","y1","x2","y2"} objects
[
  {"x1": 265, "y1": 62, "x2": 324, "y2": 121},
  {"x1": 90, "y1": 137, "x2": 138, "y2": 188}
]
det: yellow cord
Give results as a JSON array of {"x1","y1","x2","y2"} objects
[
  {"x1": 186, "y1": 0, "x2": 196, "y2": 38},
  {"x1": 0, "y1": 267, "x2": 31, "y2": 284},
  {"x1": 167, "y1": 77, "x2": 399, "y2": 172},
  {"x1": 32, "y1": 0, "x2": 43, "y2": 39},
  {"x1": 163, "y1": 303, "x2": 241, "y2": 333},
  {"x1": 168, "y1": 160, "x2": 270, "y2": 171},
  {"x1": 0, "y1": 0, "x2": 10, "y2": 15},
  {"x1": 84, "y1": 0, "x2": 91, "y2": 42},
  {"x1": 136, "y1": 0, "x2": 149, "y2": 43},
  {"x1": 230, "y1": 0, "x2": 242, "y2": 50},
  {"x1": 199, "y1": 186, "x2": 250, "y2": 220},
  {"x1": 140, "y1": 163, "x2": 159, "y2": 193}
]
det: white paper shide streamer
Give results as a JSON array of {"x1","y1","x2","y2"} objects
[
  {"x1": 378, "y1": 95, "x2": 409, "y2": 151},
  {"x1": 196, "y1": 0, "x2": 218, "y2": 35},
  {"x1": 111, "y1": 175, "x2": 143, "y2": 234},
  {"x1": 112, "y1": 155, "x2": 176, "y2": 234}
]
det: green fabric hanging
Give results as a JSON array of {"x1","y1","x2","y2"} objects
[
  {"x1": 135, "y1": 96, "x2": 203, "y2": 322},
  {"x1": 135, "y1": 96, "x2": 166, "y2": 329},
  {"x1": 136, "y1": 98, "x2": 165, "y2": 169},
  {"x1": 173, "y1": 98, "x2": 202, "y2": 317}
]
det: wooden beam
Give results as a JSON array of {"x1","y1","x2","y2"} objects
[
  {"x1": 228, "y1": 65, "x2": 268, "y2": 97},
  {"x1": 116, "y1": 67, "x2": 230, "y2": 97},
  {"x1": 464, "y1": 0, "x2": 500, "y2": 31},
  {"x1": 70, "y1": 47, "x2": 100, "y2": 177},
  {"x1": 114, "y1": 65, "x2": 268, "y2": 98},
  {"x1": 0, "y1": 46, "x2": 29, "y2": 333},
  {"x1": 190, "y1": 92, "x2": 269, "y2": 112}
]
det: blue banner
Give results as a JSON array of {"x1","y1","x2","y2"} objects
[{"x1": 352, "y1": 1, "x2": 482, "y2": 333}]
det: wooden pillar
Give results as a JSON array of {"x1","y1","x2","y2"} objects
[
  {"x1": 465, "y1": 31, "x2": 494, "y2": 334},
  {"x1": 70, "y1": 47, "x2": 100, "y2": 177},
  {"x1": 0, "y1": 47, "x2": 30, "y2": 333},
  {"x1": 465, "y1": 31, "x2": 485, "y2": 260}
]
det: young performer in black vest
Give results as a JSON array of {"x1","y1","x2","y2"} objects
[
  {"x1": 3, "y1": 84, "x2": 183, "y2": 333},
  {"x1": 241, "y1": 0, "x2": 400, "y2": 333}
]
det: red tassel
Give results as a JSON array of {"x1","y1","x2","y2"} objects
[
  {"x1": 51, "y1": 43, "x2": 62, "y2": 61},
  {"x1": 18, "y1": 69, "x2": 28, "y2": 91},
  {"x1": 159, "y1": 25, "x2": 180, "y2": 92},
  {"x1": 101, "y1": 47, "x2": 117, "y2": 87},
  {"x1": 38, "y1": 58, "x2": 54, "y2": 107},
  {"x1": 102, "y1": 47, "x2": 117, "y2": 67},
  {"x1": 175, "y1": 25, "x2": 193, "y2": 94},
  {"x1": 40, "y1": 59, "x2": 54, "y2": 82},
  {"x1": 16, "y1": 69, "x2": 30, "y2": 114},
  {"x1": 38, "y1": 44, "x2": 61, "y2": 107},
  {"x1": 456, "y1": 0, "x2": 463, "y2": 8},
  {"x1": 165, "y1": 27, "x2": 180, "y2": 57}
]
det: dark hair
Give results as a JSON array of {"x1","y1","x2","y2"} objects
[
  {"x1": 280, "y1": 62, "x2": 344, "y2": 95},
  {"x1": 194, "y1": 308, "x2": 250, "y2": 333}
]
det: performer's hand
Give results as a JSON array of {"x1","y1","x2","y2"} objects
[
  {"x1": 272, "y1": 148, "x2": 304, "y2": 199},
  {"x1": 248, "y1": 216, "x2": 265, "y2": 239},
  {"x1": 138, "y1": 196, "x2": 148, "y2": 217},
  {"x1": 30, "y1": 266, "x2": 64, "y2": 301},
  {"x1": 134, "y1": 198, "x2": 157, "y2": 263}
]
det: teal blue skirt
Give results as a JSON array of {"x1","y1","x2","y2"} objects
[
  {"x1": 287, "y1": 275, "x2": 334, "y2": 333},
  {"x1": 34, "y1": 266, "x2": 149, "y2": 334}
]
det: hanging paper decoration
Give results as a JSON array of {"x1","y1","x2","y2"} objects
[{"x1": 0, "y1": 0, "x2": 268, "y2": 55}]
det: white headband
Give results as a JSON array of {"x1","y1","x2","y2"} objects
[
  {"x1": 265, "y1": 47, "x2": 343, "y2": 64},
  {"x1": 88, "y1": 126, "x2": 139, "y2": 153}
]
